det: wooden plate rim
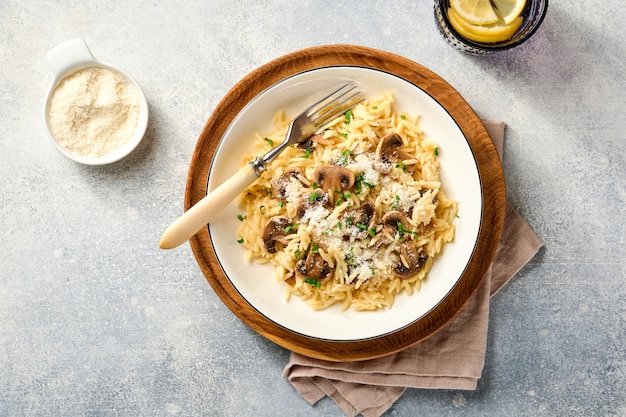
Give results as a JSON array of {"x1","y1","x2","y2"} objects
[{"x1": 185, "y1": 44, "x2": 506, "y2": 361}]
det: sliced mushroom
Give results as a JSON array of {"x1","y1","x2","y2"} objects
[
  {"x1": 381, "y1": 210, "x2": 409, "y2": 239},
  {"x1": 375, "y1": 133, "x2": 415, "y2": 174},
  {"x1": 354, "y1": 201, "x2": 376, "y2": 229},
  {"x1": 271, "y1": 168, "x2": 305, "y2": 202},
  {"x1": 418, "y1": 221, "x2": 434, "y2": 237},
  {"x1": 312, "y1": 165, "x2": 355, "y2": 204},
  {"x1": 344, "y1": 202, "x2": 377, "y2": 237},
  {"x1": 295, "y1": 190, "x2": 328, "y2": 220},
  {"x1": 262, "y1": 216, "x2": 293, "y2": 253},
  {"x1": 312, "y1": 165, "x2": 356, "y2": 192},
  {"x1": 295, "y1": 243, "x2": 334, "y2": 282},
  {"x1": 393, "y1": 241, "x2": 428, "y2": 278}
]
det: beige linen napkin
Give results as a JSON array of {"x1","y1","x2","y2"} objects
[{"x1": 283, "y1": 121, "x2": 544, "y2": 417}]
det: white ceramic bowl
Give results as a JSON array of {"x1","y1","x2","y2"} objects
[
  {"x1": 208, "y1": 67, "x2": 483, "y2": 341},
  {"x1": 43, "y1": 39, "x2": 149, "y2": 165}
]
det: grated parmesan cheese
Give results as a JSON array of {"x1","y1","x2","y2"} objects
[{"x1": 47, "y1": 66, "x2": 140, "y2": 158}]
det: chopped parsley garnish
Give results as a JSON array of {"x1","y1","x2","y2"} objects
[
  {"x1": 369, "y1": 266, "x2": 376, "y2": 275},
  {"x1": 455, "y1": 213, "x2": 460, "y2": 218},
  {"x1": 312, "y1": 182, "x2": 319, "y2": 190},
  {"x1": 396, "y1": 221, "x2": 418, "y2": 238},
  {"x1": 284, "y1": 224, "x2": 296, "y2": 233},
  {"x1": 343, "y1": 109, "x2": 354, "y2": 124},
  {"x1": 354, "y1": 223, "x2": 376, "y2": 238},
  {"x1": 339, "y1": 132, "x2": 348, "y2": 138},
  {"x1": 309, "y1": 192, "x2": 320, "y2": 202},
  {"x1": 264, "y1": 137, "x2": 274, "y2": 147},
  {"x1": 433, "y1": 147, "x2": 439, "y2": 156},
  {"x1": 237, "y1": 238, "x2": 244, "y2": 244},
  {"x1": 400, "y1": 114, "x2": 406, "y2": 120},
  {"x1": 395, "y1": 161, "x2": 407, "y2": 173},
  {"x1": 311, "y1": 243, "x2": 319, "y2": 253},
  {"x1": 355, "y1": 180, "x2": 363, "y2": 194},
  {"x1": 337, "y1": 149, "x2": 352, "y2": 166},
  {"x1": 237, "y1": 214, "x2": 247, "y2": 221},
  {"x1": 334, "y1": 190, "x2": 351, "y2": 206},
  {"x1": 304, "y1": 278, "x2": 322, "y2": 288},
  {"x1": 371, "y1": 105, "x2": 378, "y2": 110},
  {"x1": 295, "y1": 249, "x2": 302, "y2": 259},
  {"x1": 344, "y1": 250, "x2": 356, "y2": 265},
  {"x1": 300, "y1": 146, "x2": 313, "y2": 158},
  {"x1": 345, "y1": 216, "x2": 354, "y2": 227},
  {"x1": 278, "y1": 201, "x2": 284, "y2": 207},
  {"x1": 392, "y1": 195, "x2": 401, "y2": 209},
  {"x1": 355, "y1": 174, "x2": 375, "y2": 195}
]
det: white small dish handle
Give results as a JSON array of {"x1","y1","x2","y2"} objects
[{"x1": 46, "y1": 38, "x2": 96, "y2": 81}]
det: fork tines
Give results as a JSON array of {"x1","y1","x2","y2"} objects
[{"x1": 307, "y1": 81, "x2": 364, "y2": 129}]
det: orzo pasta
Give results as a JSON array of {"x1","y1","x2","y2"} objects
[{"x1": 235, "y1": 92, "x2": 457, "y2": 311}]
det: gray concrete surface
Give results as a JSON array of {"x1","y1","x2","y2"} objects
[{"x1": 1, "y1": 1, "x2": 624, "y2": 416}]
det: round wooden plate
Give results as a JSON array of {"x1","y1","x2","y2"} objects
[{"x1": 185, "y1": 45, "x2": 505, "y2": 361}]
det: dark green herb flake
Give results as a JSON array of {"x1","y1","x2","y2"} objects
[
  {"x1": 304, "y1": 278, "x2": 322, "y2": 288},
  {"x1": 300, "y1": 146, "x2": 313, "y2": 159},
  {"x1": 343, "y1": 109, "x2": 354, "y2": 125}
]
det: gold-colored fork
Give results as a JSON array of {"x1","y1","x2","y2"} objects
[{"x1": 159, "y1": 81, "x2": 363, "y2": 249}]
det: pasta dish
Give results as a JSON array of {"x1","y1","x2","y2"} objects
[{"x1": 235, "y1": 92, "x2": 457, "y2": 311}]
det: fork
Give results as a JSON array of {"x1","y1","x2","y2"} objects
[{"x1": 159, "y1": 81, "x2": 363, "y2": 249}]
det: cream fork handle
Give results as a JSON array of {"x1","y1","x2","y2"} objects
[{"x1": 159, "y1": 163, "x2": 258, "y2": 249}]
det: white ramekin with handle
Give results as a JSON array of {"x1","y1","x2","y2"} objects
[{"x1": 43, "y1": 38, "x2": 149, "y2": 165}]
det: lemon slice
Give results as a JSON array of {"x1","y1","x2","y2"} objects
[
  {"x1": 448, "y1": 7, "x2": 523, "y2": 43},
  {"x1": 450, "y1": 0, "x2": 499, "y2": 25},
  {"x1": 492, "y1": 0, "x2": 527, "y2": 24}
]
